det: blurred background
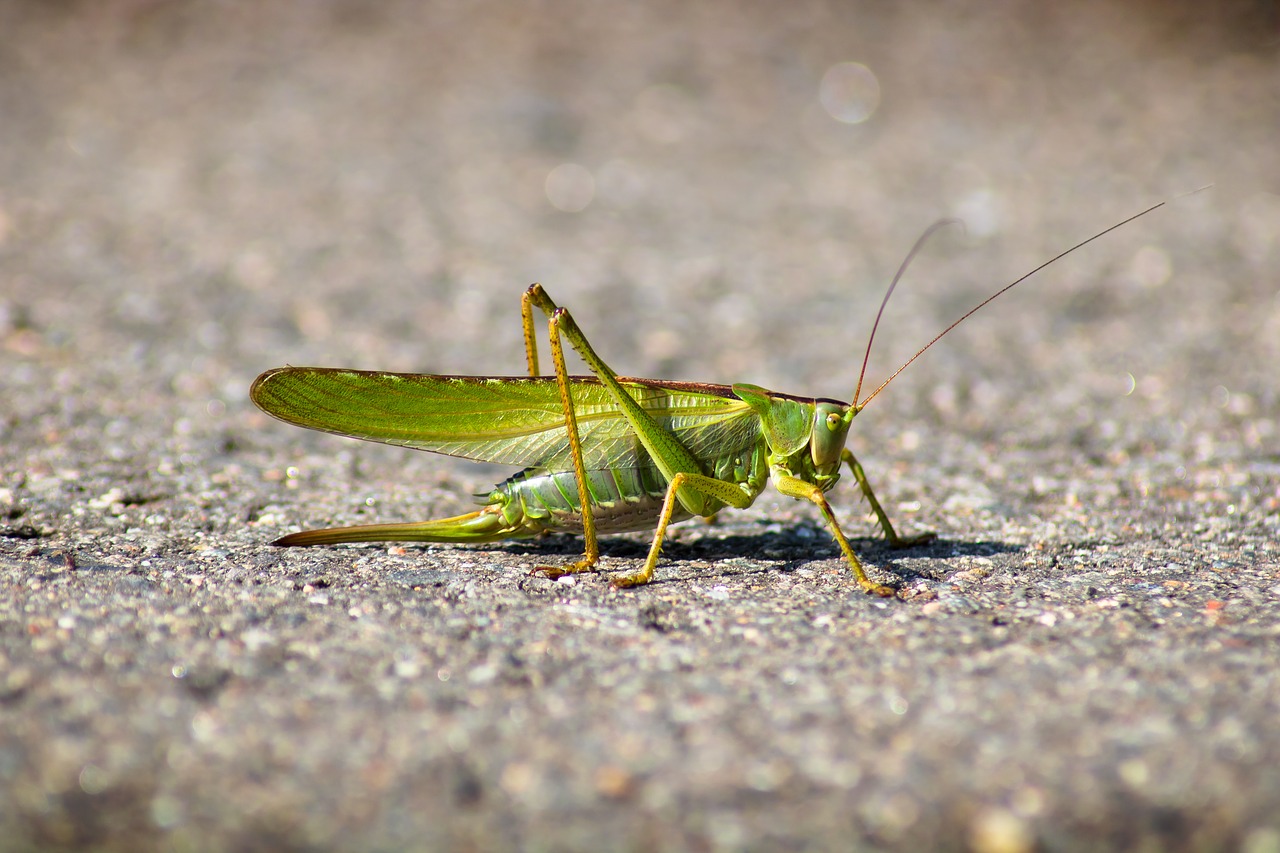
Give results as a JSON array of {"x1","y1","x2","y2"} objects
[
  {"x1": 1, "y1": 1, "x2": 1277, "y2": 849},
  {"x1": 3, "y1": 2, "x2": 1274, "y2": 381}
]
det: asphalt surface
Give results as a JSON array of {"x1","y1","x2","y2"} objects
[{"x1": 1, "y1": 2, "x2": 1278, "y2": 851}]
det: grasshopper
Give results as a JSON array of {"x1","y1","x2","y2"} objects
[{"x1": 251, "y1": 200, "x2": 1171, "y2": 595}]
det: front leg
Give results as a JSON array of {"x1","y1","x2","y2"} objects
[
  {"x1": 841, "y1": 449, "x2": 935, "y2": 549},
  {"x1": 774, "y1": 473, "x2": 896, "y2": 597}
]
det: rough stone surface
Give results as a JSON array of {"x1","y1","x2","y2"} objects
[{"x1": 1, "y1": 2, "x2": 1277, "y2": 851}]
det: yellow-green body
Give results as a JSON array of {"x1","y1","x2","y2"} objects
[
  {"x1": 249, "y1": 199, "x2": 1177, "y2": 592},
  {"x1": 251, "y1": 284, "x2": 929, "y2": 593},
  {"x1": 251, "y1": 372, "x2": 773, "y2": 542}
]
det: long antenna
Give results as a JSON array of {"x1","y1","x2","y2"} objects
[
  {"x1": 851, "y1": 218, "x2": 962, "y2": 408},
  {"x1": 854, "y1": 188, "x2": 1209, "y2": 412}
]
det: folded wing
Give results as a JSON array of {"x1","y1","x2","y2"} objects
[{"x1": 250, "y1": 367, "x2": 761, "y2": 472}]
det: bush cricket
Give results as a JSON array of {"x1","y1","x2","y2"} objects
[{"x1": 251, "y1": 198, "x2": 1178, "y2": 595}]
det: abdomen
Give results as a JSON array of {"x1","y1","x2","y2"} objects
[{"x1": 487, "y1": 465, "x2": 692, "y2": 535}]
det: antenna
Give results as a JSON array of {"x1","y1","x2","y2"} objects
[
  {"x1": 853, "y1": 187, "x2": 1210, "y2": 412},
  {"x1": 851, "y1": 218, "x2": 962, "y2": 408}
]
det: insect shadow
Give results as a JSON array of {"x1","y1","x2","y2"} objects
[{"x1": 488, "y1": 521, "x2": 1020, "y2": 587}]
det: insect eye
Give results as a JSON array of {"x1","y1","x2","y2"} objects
[{"x1": 826, "y1": 412, "x2": 842, "y2": 432}]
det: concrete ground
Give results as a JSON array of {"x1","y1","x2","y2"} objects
[{"x1": 1, "y1": 2, "x2": 1277, "y2": 850}]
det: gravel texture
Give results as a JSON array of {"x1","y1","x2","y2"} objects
[{"x1": 1, "y1": 2, "x2": 1278, "y2": 851}]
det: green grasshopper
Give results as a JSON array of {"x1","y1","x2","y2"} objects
[{"x1": 251, "y1": 201, "x2": 1170, "y2": 595}]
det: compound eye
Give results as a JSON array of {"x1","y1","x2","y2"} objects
[{"x1": 826, "y1": 412, "x2": 842, "y2": 432}]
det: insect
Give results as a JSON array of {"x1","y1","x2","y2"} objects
[{"x1": 251, "y1": 199, "x2": 1175, "y2": 595}]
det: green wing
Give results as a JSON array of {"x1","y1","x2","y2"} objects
[{"x1": 250, "y1": 367, "x2": 762, "y2": 471}]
